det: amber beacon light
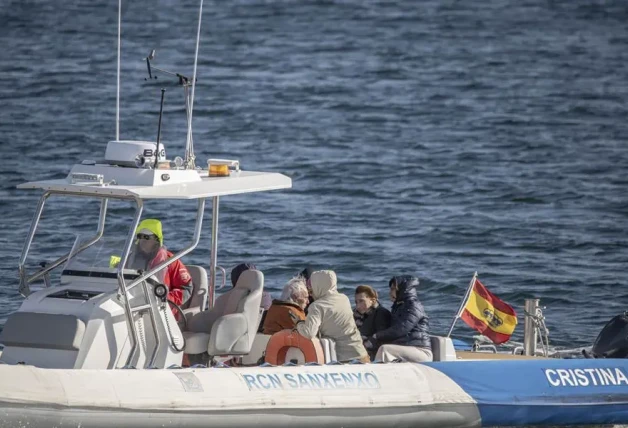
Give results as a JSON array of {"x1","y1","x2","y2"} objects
[{"x1": 207, "y1": 159, "x2": 240, "y2": 177}]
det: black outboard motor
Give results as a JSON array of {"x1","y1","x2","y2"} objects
[{"x1": 583, "y1": 312, "x2": 628, "y2": 359}]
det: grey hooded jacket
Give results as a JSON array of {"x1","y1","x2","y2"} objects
[{"x1": 296, "y1": 270, "x2": 368, "y2": 361}]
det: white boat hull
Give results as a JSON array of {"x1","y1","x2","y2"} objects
[
  {"x1": 3, "y1": 358, "x2": 628, "y2": 427},
  {"x1": 0, "y1": 406, "x2": 480, "y2": 428},
  {"x1": 0, "y1": 363, "x2": 479, "y2": 428}
]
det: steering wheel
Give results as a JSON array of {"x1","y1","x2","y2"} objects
[{"x1": 168, "y1": 300, "x2": 188, "y2": 331}]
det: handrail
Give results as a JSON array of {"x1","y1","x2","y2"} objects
[
  {"x1": 209, "y1": 196, "x2": 219, "y2": 309},
  {"x1": 207, "y1": 265, "x2": 226, "y2": 309},
  {"x1": 18, "y1": 191, "x2": 50, "y2": 296},
  {"x1": 118, "y1": 198, "x2": 144, "y2": 367},
  {"x1": 18, "y1": 190, "x2": 146, "y2": 297},
  {"x1": 25, "y1": 198, "x2": 108, "y2": 286},
  {"x1": 16, "y1": 187, "x2": 207, "y2": 368},
  {"x1": 19, "y1": 193, "x2": 109, "y2": 296},
  {"x1": 121, "y1": 198, "x2": 205, "y2": 367},
  {"x1": 124, "y1": 199, "x2": 206, "y2": 294}
]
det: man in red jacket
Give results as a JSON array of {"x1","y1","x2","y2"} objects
[{"x1": 130, "y1": 218, "x2": 193, "y2": 307}]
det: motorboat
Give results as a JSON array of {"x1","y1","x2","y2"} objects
[{"x1": 1, "y1": 2, "x2": 628, "y2": 427}]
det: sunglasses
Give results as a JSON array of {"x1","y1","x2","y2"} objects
[{"x1": 136, "y1": 233, "x2": 157, "y2": 241}]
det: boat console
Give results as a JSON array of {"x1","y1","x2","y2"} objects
[{"x1": 0, "y1": 140, "x2": 292, "y2": 370}]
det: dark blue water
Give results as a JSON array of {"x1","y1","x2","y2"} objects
[{"x1": 1, "y1": 0, "x2": 627, "y2": 349}]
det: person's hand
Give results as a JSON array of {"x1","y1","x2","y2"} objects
[{"x1": 364, "y1": 333, "x2": 378, "y2": 350}]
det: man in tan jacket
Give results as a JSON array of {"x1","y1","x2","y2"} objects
[{"x1": 296, "y1": 270, "x2": 370, "y2": 363}]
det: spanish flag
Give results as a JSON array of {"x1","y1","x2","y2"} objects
[{"x1": 460, "y1": 277, "x2": 518, "y2": 344}]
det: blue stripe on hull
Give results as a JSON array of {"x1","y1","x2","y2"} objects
[
  {"x1": 477, "y1": 403, "x2": 628, "y2": 426},
  {"x1": 425, "y1": 359, "x2": 628, "y2": 426}
]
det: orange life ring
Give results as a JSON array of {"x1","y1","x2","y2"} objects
[{"x1": 265, "y1": 330, "x2": 325, "y2": 365}]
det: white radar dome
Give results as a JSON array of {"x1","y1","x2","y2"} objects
[{"x1": 104, "y1": 140, "x2": 167, "y2": 168}]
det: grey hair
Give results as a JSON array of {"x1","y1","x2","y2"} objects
[{"x1": 280, "y1": 276, "x2": 308, "y2": 303}]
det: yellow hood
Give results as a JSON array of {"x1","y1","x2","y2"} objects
[{"x1": 135, "y1": 219, "x2": 163, "y2": 244}]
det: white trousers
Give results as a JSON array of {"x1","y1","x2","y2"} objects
[{"x1": 375, "y1": 344, "x2": 433, "y2": 363}]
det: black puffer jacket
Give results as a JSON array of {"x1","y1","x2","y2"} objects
[
  {"x1": 354, "y1": 303, "x2": 391, "y2": 338},
  {"x1": 374, "y1": 276, "x2": 431, "y2": 349}
]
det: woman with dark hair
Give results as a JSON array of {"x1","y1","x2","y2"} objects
[
  {"x1": 353, "y1": 285, "x2": 391, "y2": 359},
  {"x1": 230, "y1": 262, "x2": 256, "y2": 288},
  {"x1": 365, "y1": 276, "x2": 432, "y2": 362}
]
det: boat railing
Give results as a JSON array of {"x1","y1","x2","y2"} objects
[
  {"x1": 122, "y1": 199, "x2": 205, "y2": 294},
  {"x1": 18, "y1": 192, "x2": 108, "y2": 297},
  {"x1": 523, "y1": 299, "x2": 550, "y2": 357},
  {"x1": 207, "y1": 265, "x2": 226, "y2": 309},
  {"x1": 116, "y1": 198, "x2": 206, "y2": 368},
  {"x1": 471, "y1": 341, "x2": 498, "y2": 353},
  {"x1": 17, "y1": 189, "x2": 212, "y2": 368}
]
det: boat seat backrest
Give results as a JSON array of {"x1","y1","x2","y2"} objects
[
  {"x1": 205, "y1": 281, "x2": 246, "y2": 320},
  {"x1": 186, "y1": 283, "x2": 241, "y2": 334},
  {"x1": 430, "y1": 335, "x2": 456, "y2": 361},
  {"x1": 224, "y1": 285, "x2": 250, "y2": 315},
  {"x1": 183, "y1": 265, "x2": 208, "y2": 311},
  {"x1": 208, "y1": 270, "x2": 263, "y2": 357},
  {"x1": 430, "y1": 336, "x2": 444, "y2": 361}
]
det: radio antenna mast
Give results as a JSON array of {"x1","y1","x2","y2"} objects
[
  {"x1": 116, "y1": 0, "x2": 122, "y2": 140},
  {"x1": 184, "y1": 0, "x2": 204, "y2": 170}
]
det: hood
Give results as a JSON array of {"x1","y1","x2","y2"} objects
[
  {"x1": 391, "y1": 275, "x2": 419, "y2": 302},
  {"x1": 311, "y1": 270, "x2": 337, "y2": 300},
  {"x1": 136, "y1": 219, "x2": 163, "y2": 244}
]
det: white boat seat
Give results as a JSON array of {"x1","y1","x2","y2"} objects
[
  {"x1": 184, "y1": 332, "x2": 211, "y2": 355},
  {"x1": 0, "y1": 312, "x2": 85, "y2": 351},
  {"x1": 185, "y1": 273, "x2": 244, "y2": 334},
  {"x1": 208, "y1": 270, "x2": 263, "y2": 357},
  {"x1": 182, "y1": 265, "x2": 208, "y2": 312},
  {"x1": 183, "y1": 270, "x2": 264, "y2": 358},
  {"x1": 430, "y1": 335, "x2": 456, "y2": 361}
]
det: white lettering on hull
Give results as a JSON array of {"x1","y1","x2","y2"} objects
[
  {"x1": 545, "y1": 368, "x2": 628, "y2": 387},
  {"x1": 242, "y1": 371, "x2": 381, "y2": 391}
]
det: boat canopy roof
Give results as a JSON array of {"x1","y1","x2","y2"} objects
[{"x1": 18, "y1": 163, "x2": 292, "y2": 200}]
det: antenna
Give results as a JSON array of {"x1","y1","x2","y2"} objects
[
  {"x1": 185, "y1": 0, "x2": 204, "y2": 170},
  {"x1": 140, "y1": 0, "x2": 203, "y2": 170},
  {"x1": 116, "y1": 0, "x2": 122, "y2": 140},
  {"x1": 142, "y1": 49, "x2": 196, "y2": 170},
  {"x1": 154, "y1": 88, "x2": 166, "y2": 169}
]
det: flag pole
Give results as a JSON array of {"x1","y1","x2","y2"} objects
[{"x1": 446, "y1": 271, "x2": 478, "y2": 338}]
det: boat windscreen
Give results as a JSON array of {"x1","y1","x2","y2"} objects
[{"x1": 63, "y1": 235, "x2": 135, "y2": 277}]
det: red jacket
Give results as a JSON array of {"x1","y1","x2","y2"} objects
[{"x1": 149, "y1": 248, "x2": 192, "y2": 306}]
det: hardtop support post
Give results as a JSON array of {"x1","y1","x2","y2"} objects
[
  {"x1": 209, "y1": 196, "x2": 219, "y2": 309},
  {"x1": 119, "y1": 198, "x2": 144, "y2": 367}
]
